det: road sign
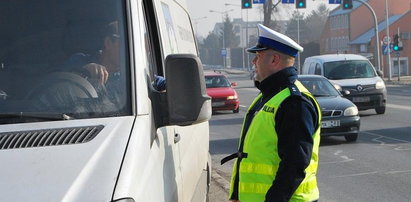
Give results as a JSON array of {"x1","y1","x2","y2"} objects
[
  {"x1": 221, "y1": 49, "x2": 227, "y2": 56},
  {"x1": 329, "y1": 0, "x2": 342, "y2": 4},
  {"x1": 383, "y1": 36, "x2": 391, "y2": 45},
  {"x1": 281, "y1": 0, "x2": 295, "y2": 3},
  {"x1": 253, "y1": 0, "x2": 265, "y2": 3}
]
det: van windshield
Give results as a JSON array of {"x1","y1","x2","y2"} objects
[
  {"x1": 0, "y1": 0, "x2": 131, "y2": 124},
  {"x1": 323, "y1": 60, "x2": 376, "y2": 80}
]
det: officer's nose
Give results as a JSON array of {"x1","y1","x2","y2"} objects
[{"x1": 252, "y1": 56, "x2": 257, "y2": 65}]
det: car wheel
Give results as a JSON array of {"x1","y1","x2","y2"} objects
[
  {"x1": 345, "y1": 133, "x2": 358, "y2": 142},
  {"x1": 233, "y1": 107, "x2": 239, "y2": 113},
  {"x1": 375, "y1": 106, "x2": 386, "y2": 114}
]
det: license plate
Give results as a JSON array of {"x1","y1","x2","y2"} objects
[
  {"x1": 321, "y1": 120, "x2": 341, "y2": 128},
  {"x1": 212, "y1": 102, "x2": 225, "y2": 107},
  {"x1": 353, "y1": 96, "x2": 370, "y2": 102}
]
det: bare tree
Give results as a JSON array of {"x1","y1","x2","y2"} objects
[{"x1": 263, "y1": 0, "x2": 282, "y2": 27}]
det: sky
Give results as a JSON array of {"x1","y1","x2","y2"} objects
[{"x1": 187, "y1": 0, "x2": 339, "y2": 38}]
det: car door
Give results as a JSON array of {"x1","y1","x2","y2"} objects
[{"x1": 153, "y1": 0, "x2": 210, "y2": 201}]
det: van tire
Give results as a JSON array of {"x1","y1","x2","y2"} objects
[
  {"x1": 345, "y1": 133, "x2": 358, "y2": 142},
  {"x1": 233, "y1": 107, "x2": 239, "y2": 113},
  {"x1": 375, "y1": 106, "x2": 386, "y2": 114}
]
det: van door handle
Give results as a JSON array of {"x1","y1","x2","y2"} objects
[{"x1": 174, "y1": 133, "x2": 181, "y2": 144}]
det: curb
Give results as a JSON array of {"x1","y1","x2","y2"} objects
[{"x1": 211, "y1": 169, "x2": 230, "y2": 193}]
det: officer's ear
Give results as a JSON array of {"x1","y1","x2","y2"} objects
[{"x1": 271, "y1": 52, "x2": 281, "y2": 66}]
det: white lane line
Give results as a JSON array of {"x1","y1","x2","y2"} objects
[
  {"x1": 239, "y1": 105, "x2": 248, "y2": 108},
  {"x1": 331, "y1": 171, "x2": 378, "y2": 178},
  {"x1": 387, "y1": 103, "x2": 411, "y2": 110},
  {"x1": 362, "y1": 131, "x2": 411, "y2": 151},
  {"x1": 386, "y1": 170, "x2": 411, "y2": 174},
  {"x1": 321, "y1": 156, "x2": 354, "y2": 164},
  {"x1": 334, "y1": 150, "x2": 342, "y2": 155},
  {"x1": 362, "y1": 131, "x2": 411, "y2": 143}
]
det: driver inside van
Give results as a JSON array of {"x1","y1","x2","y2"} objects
[{"x1": 64, "y1": 21, "x2": 166, "y2": 102}]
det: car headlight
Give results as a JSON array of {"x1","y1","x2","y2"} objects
[
  {"x1": 333, "y1": 83, "x2": 342, "y2": 92},
  {"x1": 344, "y1": 106, "x2": 359, "y2": 116},
  {"x1": 376, "y1": 80, "x2": 385, "y2": 89},
  {"x1": 227, "y1": 95, "x2": 237, "y2": 100}
]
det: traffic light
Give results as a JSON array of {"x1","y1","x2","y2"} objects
[
  {"x1": 242, "y1": 0, "x2": 252, "y2": 9},
  {"x1": 342, "y1": 0, "x2": 353, "y2": 9},
  {"x1": 296, "y1": 0, "x2": 306, "y2": 9},
  {"x1": 392, "y1": 34, "x2": 403, "y2": 51}
]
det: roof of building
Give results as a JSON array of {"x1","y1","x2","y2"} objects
[
  {"x1": 329, "y1": 0, "x2": 369, "y2": 17},
  {"x1": 349, "y1": 14, "x2": 404, "y2": 45}
]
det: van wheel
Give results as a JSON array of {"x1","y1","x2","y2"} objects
[
  {"x1": 345, "y1": 133, "x2": 358, "y2": 142},
  {"x1": 233, "y1": 107, "x2": 239, "y2": 113},
  {"x1": 375, "y1": 106, "x2": 386, "y2": 114}
]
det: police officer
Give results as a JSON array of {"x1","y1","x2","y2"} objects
[{"x1": 221, "y1": 24, "x2": 321, "y2": 202}]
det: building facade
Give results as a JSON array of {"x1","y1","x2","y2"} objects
[{"x1": 320, "y1": 0, "x2": 411, "y2": 77}]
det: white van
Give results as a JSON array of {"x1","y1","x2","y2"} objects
[
  {"x1": 302, "y1": 54, "x2": 387, "y2": 114},
  {"x1": 0, "y1": 0, "x2": 212, "y2": 201}
]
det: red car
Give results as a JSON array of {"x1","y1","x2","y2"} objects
[{"x1": 205, "y1": 72, "x2": 240, "y2": 113}]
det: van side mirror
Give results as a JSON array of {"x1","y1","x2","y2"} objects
[
  {"x1": 164, "y1": 54, "x2": 211, "y2": 126},
  {"x1": 231, "y1": 82, "x2": 237, "y2": 87},
  {"x1": 376, "y1": 70, "x2": 383, "y2": 77}
]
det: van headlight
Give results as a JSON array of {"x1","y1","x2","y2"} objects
[
  {"x1": 344, "y1": 106, "x2": 359, "y2": 116},
  {"x1": 333, "y1": 83, "x2": 342, "y2": 92},
  {"x1": 376, "y1": 80, "x2": 385, "y2": 89},
  {"x1": 227, "y1": 95, "x2": 237, "y2": 100}
]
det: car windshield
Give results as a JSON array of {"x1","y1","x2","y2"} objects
[
  {"x1": 205, "y1": 75, "x2": 231, "y2": 88},
  {"x1": 323, "y1": 60, "x2": 376, "y2": 80},
  {"x1": 0, "y1": 0, "x2": 131, "y2": 124},
  {"x1": 300, "y1": 78, "x2": 340, "y2": 97}
]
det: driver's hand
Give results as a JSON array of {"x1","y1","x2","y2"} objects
[{"x1": 83, "y1": 63, "x2": 109, "y2": 85}]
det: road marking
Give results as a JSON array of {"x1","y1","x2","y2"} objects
[
  {"x1": 387, "y1": 103, "x2": 411, "y2": 110},
  {"x1": 386, "y1": 170, "x2": 411, "y2": 174},
  {"x1": 331, "y1": 171, "x2": 378, "y2": 178},
  {"x1": 321, "y1": 156, "x2": 354, "y2": 164},
  {"x1": 321, "y1": 150, "x2": 354, "y2": 164},
  {"x1": 362, "y1": 131, "x2": 411, "y2": 151},
  {"x1": 239, "y1": 105, "x2": 248, "y2": 108},
  {"x1": 334, "y1": 150, "x2": 342, "y2": 155}
]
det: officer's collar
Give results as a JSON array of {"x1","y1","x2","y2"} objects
[{"x1": 256, "y1": 66, "x2": 298, "y2": 96}]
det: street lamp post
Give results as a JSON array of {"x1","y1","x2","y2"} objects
[
  {"x1": 385, "y1": 0, "x2": 392, "y2": 81},
  {"x1": 210, "y1": 9, "x2": 234, "y2": 69},
  {"x1": 224, "y1": 3, "x2": 246, "y2": 70},
  {"x1": 353, "y1": 0, "x2": 381, "y2": 74}
]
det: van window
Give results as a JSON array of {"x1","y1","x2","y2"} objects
[
  {"x1": 0, "y1": 0, "x2": 132, "y2": 124},
  {"x1": 323, "y1": 60, "x2": 376, "y2": 80},
  {"x1": 308, "y1": 63, "x2": 316, "y2": 74},
  {"x1": 155, "y1": 0, "x2": 197, "y2": 56},
  {"x1": 314, "y1": 63, "x2": 321, "y2": 75}
]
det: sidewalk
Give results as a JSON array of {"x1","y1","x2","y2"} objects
[{"x1": 384, "y1": 76, "x2": 411, "y2": 85}]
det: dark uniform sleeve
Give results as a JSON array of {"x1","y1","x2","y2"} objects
[{"x1": 265, "y1": 96, "x2": 318, "y2": 202}]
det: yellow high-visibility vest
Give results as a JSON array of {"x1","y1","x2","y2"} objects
[{"x1": 229, "y1": 81, "x2": 321, "y2": 202}]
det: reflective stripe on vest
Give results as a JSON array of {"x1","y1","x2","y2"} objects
[{"x1": 229, "y1": 80, "x2": 321, "y2": 202}]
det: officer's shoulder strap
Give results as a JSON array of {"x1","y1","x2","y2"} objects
[{"x1": 285, "y1": 83, "x2": 314, "y2": 108}]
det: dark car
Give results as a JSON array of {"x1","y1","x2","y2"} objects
[
  {"x1": 205, "y1": 72, "x2": 240, "y2": 113},
  {"x1": 299, "y1": 75, "x2": 361, "y2": 142}
]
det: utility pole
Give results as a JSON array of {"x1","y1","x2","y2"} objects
[
  {"x1": 353, "y1": 0, "x2": 381, "y2": 74},
  {"x1": 297, "y1": 10, "x2": 301, "y2": 72},
  {"x1": 385, "y1": 0, "x2": 392, "y2": 81},
  {"x1": 209, "y1": 9, "x2": 234, "y2": 69}
]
